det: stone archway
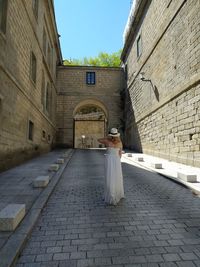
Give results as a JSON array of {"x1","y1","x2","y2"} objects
[{"x1": 73, "y1": 99, "x2": 108, "y2": 148}]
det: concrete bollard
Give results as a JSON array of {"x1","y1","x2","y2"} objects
[
  {"x1": 33, "y1": 176, "x2": 49, "y2": 188},
  {"x1": 57, "y1": 158, "x2": 64, "y2": 164},
  {"x1": 177, "y1": 172, "x2": 197, "y2": 182},
  {"x1": 151, "y1": 163, "x2": 162, "y2": 169},
  {"x1": 49, "y1": 164, "x2": 59, "y2": 171},
  {"x1": 0, "y1": 204, "x2": 25, "y2": 231},
  {"x1": 135, "y1": 157, "x2": 144, "y2": 162}
]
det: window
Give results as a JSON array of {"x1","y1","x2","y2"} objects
[
  {"x1": 45, "y1": 82, "x2": 52, "y2": 115},
  {"x1": 30, "y1": 52, "x2": 37, "y2": 83},
  {"x1": 47, "y1": 43, "x2": 51, "y2": 67},
  {"x1": 32, "y1": 0, "x2": 38, "y2": 19},
  {"x1": 48, "y1": 134, "x2": 51, "y2": 142},
  {"x1": 137, "y1": 35, "x2": 142, "y2": 58},
  {"x1": 86, "y1": 72, "x2": 95, "y2": 85},
  {"x1": 41, "y1": 71, "x2": 45, "y2": 110},
  {"x1": 42, "y1": 130, "x2": 46, "y2": 139},
  {"x1": 28, "y1": 120, "x2": 34, "y2": 141},
  {"x1": 0, "y1": 0, "x2": 8, "y2": 34}
]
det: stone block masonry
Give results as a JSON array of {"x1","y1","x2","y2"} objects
[
  {"x1": 0, "y1": 0, "x2": 62, "y2": 172},
  {"x1": 56, "y1": 66, "x2": 125, "y2": 148},
  {"x1": 122, "y1": 0, "x2": 200, "y2": 167}
]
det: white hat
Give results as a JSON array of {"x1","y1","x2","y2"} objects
[{"x1": 108, "y1": 128, "x2": 120, "y2": 137}]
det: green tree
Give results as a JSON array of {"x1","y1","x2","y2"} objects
[{"x1": 63, "y1": 49, "x2": 122, "y2": 67}]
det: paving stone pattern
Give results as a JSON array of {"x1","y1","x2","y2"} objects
[
  {"x1": 0, "y1": 150, "x2": 66, "y2": 250},
  {"x1": 15, "y1": 149, "x2": 200, "y2": 267}
]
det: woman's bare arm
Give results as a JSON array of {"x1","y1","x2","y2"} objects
[{"x1": 98, "y1": 138, "x2": 109, "y2": 146}]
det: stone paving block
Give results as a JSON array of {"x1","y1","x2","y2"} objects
[
  {"x1": 36, "y1": 253, "x2": 53, "y2": 262},
  {"x1": 151, "y1": 163, "x2": 162, "y2": 169},
  {"x1": 94, "y1": 256, "x2": 112, "y2": 265},
  {"x1": 18, "y1": 255, "x2": 36, "y2": 263},
  {"x1": 57, "y1": 158, "x2": 65, "y2": 164},
  {"x1": 129, "y1": 255, "x2": 147, "y2": 263},
  {"x1": 49, "y1": 164, "x2": 60, "y2": 171},
  {"x1": 77, "y1": 259, "x2": 94, "y2": 267},
  {"x1": 177, "y1": 172, "x2": 197, "y2": 182},
  {"x1": 70, "y1": 251, "x2": 86, "y2": 259},
  {"x1": 59, "y1": 260, "x2": 77, "y2": 267},
  {"x1": 162, "y1": 253, "x2": 181, "y2": 261},
  {"x1": 13, "y1": 149, "x2": 200, "y2": 267},
  {"x1": 176, "y1": 262, "x2": 196, "y2": 267},
  {"x1": 0, "y1": 204, "x2": 25, "y2": 231},
  {"x1": 53, "y1": 252, "x2": 70, "y2": 260},
  {"x1": 33, "y1": 176, "x2": 49, "y2": 188},
  {"x1": 179, "y1": 252, "x2": 198, "y2": 260}
]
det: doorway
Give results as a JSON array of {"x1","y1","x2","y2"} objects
[{"x1": 74, "y1": 104, "x2": 107, "y2": 148}]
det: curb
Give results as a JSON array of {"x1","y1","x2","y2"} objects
[
  {"x1": 123, "y1": 154, "x2": 200, "y2": 196},
  {"x1": 0, "y1": 149, "x2": 74, "y2": 267}
]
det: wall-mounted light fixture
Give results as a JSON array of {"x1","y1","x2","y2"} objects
[
  {"x1": 139, "y1": 72, "x2": 159, "y2": 101},
  {"x1": 139, "y1": 72, "x2": 151, "y2": 82}
]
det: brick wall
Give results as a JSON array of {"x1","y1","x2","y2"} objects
[{"x1": 122, "y1": 0, "x2": 200, "y2": 166}]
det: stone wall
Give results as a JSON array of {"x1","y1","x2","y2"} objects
[
  {"x1": 122, "y1": 0, "x2": 200, "y2": 166},
  {"x1": 0, "y1": 0, "x2": 61, "y2": 171},
  {"x1": 56, "y1": 66, "x2": 125, "y2": 147}
]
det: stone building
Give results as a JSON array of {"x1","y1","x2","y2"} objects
[
  {"x1": 56, "y1": 66, "x2": 124, "y2": 148},
  {"x1": 0, "y1": 0, "x2": 62, "y2": 171},
  {"x1": 121, "y1": 0, "x2": 200, "y2": 167},
  {"x1": 0, "y1": 0, "x2": 124, "y2": 171},
  {"x1": 1, "y1": 0, "x2": 200, "y2": 171}
]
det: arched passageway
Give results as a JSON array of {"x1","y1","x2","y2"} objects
[{"x1": 73, "y1": 100, "x2": 108, "y2": 148}]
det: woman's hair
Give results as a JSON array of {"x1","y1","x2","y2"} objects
[{"x1": 111, "y1": 136, "x2": 120, "y2": 142}]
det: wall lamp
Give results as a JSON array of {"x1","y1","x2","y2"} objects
[
  {"x1": 139, "y1": 72, "x2": 159, "y2": 101},
  {"x1": 139, "y1": 72, "x2": 151, "y2": 82}
]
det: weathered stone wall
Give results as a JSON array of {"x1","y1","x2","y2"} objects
[
  {"x1": 122, "y1": 0, "x2": 200, "y2": 166},
  {"x1": 0, "y1": 0, "x2": 61, "y2": 171},
  {"x1": 56, "y1": 66, "x2": 125, "y2": 147}
]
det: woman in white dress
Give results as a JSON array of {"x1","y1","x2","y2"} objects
[{"x1": 98, "y1": 128, "x2": 124, "y2": 205}]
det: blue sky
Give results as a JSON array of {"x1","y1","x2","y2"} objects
[{"x1": 54, "y1": 0, "x2": 131, "y2": 60}]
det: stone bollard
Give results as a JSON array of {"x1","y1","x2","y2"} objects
[
  {"x1": 33, "y1": 176, "x2": 50, "y2": 188},
  {"x1": 49, "y1": 164, "x2": 59, "y2": 171},
  {"x1": 177, "y1": 172, "x2": 197, "y2": 182},
  {"x1": 151, "y1": 163, "x2": 162, "y2": 169},
  {"x1": 0, "y1": 204, "x2": 25, "y2": 231},
  {"x1": 57, "y1": 158, "x2": 64, "y2": 164},
  {"x1": 135, "y1": 157, "x2": 144, "y2": 162}
]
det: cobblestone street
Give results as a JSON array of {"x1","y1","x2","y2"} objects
[{"x1": 15, "y1": 149, "x2": 200, "y2": 267}]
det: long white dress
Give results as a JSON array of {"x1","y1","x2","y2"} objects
[{"x1": 104, "y1": 147, "x2": 124, "y2": 205}]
